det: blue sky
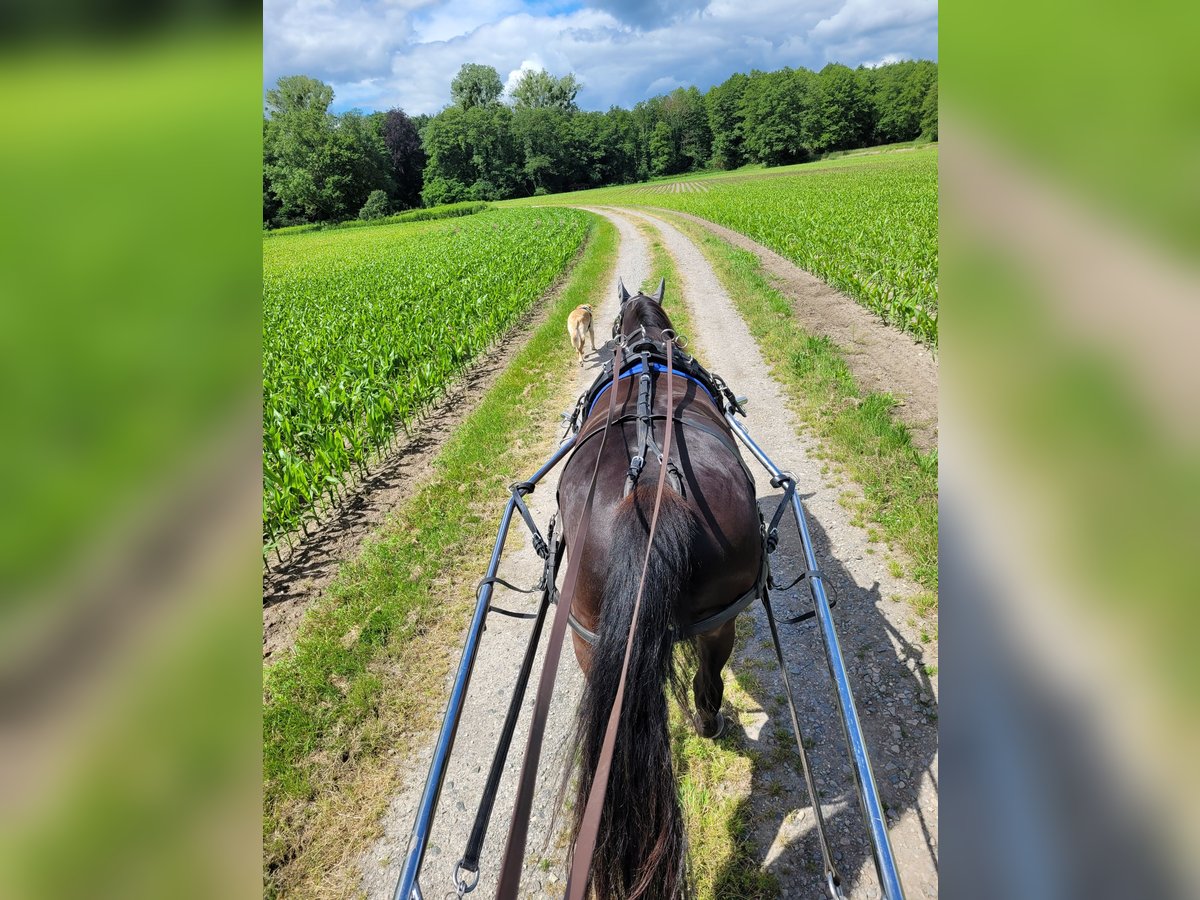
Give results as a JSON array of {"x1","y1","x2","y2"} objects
[{"x1": 264, "y1": 0, "x2": 938, "y2": 115}]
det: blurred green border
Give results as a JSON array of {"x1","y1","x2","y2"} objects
[
  {"x1": 946, "y1": 0, "x2": 1200, "y2": 255},
  {"x1": 0, "y1": 26, "x2": 262, "y2": 602},
  {"x1": 0, "y1": 24, "x2": 265, "y2": 900}
]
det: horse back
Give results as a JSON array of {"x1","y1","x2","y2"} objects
[{"x1": 558, "y1": 372, "x2": 762, "y2": 629}]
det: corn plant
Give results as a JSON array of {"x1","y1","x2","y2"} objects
[{"x1": 262, "y1": 208, "x2": 589, "y2": 546}]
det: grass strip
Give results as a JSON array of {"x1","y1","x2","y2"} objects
[
  {"x1": 634, "y1": 215, "x2": 774, "y2": 897},
  {"x1": 262, "y1": 214, "x2": 618, "y2": 899},
  {"x1": 661, "y1": 212, "x2": 938, "y2": 600},
  {"x1": 669, "y1": 681, "x2": 779, "y2": 898},
  {"x1": 632, "y1": 217, "x2": 695, "y2": 340}
]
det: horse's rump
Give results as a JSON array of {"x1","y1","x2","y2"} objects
[{"x1": 558, "y1": 376, "x2": 761, "y2": 626}]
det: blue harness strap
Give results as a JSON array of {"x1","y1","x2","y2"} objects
[{"x1": 586, "y1": 361, "x2": 716, "y2": 417}]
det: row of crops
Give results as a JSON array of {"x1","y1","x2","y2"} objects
[
  {"x1": 263, "y1": 208, "x2": 589, "y2": 545},
  {"x1": 520, "y1": 148, "x2": 938, "y2": 345},
  {"x1": 264, "y1": 200, "x2": 491, "y2": 237}
]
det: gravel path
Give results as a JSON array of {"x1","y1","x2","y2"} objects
[
  {"x1": 359, "y1": 211, "x2": 652, "y2": 900},
  {"x1": 360, "y1": 207, "x2": 938, "y2": 899}
]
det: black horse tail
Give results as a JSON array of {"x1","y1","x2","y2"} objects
[{"x1": 572, "y1": 481, "x2": 694, "y2": 900}]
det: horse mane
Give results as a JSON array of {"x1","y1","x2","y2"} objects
[{"x1": 624, "y1": 295, "x2": 674, "y2": 333}]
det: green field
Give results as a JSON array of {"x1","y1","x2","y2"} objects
[
  {"x1": 263, "y1": 200, "x2": 491, "y2": 237},
  {"x1": 262, "y1": 207, "x2": 589, "y2": 544},
  {"x1": 507, "y1": 147, "x2": 938, "y2": 344}
]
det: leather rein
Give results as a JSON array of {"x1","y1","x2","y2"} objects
[
  {"x1": 496, "y1": 319, "x2": 683, "y2": 900},
  {"x1": 565, "y1": 327, "x2": 677, "y2": 899},
  {"x1": 498, "y1": 310, "x2": 778, "y2": 898}
]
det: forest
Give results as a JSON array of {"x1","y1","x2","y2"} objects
[{"x1": 262, "y1": 59, "x2": 937, "y2": 227}]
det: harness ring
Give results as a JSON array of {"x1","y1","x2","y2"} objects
[{"x1": 452, "y1": 862, "x2": 479, "y2": 896}]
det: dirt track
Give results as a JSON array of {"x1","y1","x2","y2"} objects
[
  {"x1": 355, "y1": 208, "x2": 937, "y2": 899},
  {"x1": 265, "y1": 205, "x2": 939, "y2": 898}
]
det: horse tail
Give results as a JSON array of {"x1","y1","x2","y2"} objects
[{"x1": 572, "y1": 481, "x2": 693, "y2": 900}]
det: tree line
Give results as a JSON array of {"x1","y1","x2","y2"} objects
[{"x1": 263, "y1": 59, "x2": 937, "y2": 227}]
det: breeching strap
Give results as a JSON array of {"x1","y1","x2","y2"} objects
[
  {"x1": 565, "y1": 337, "x2": 677, "y2": 900},
  {"x1": 494, "y1": 342, "x2": 626, "y2": 899}
]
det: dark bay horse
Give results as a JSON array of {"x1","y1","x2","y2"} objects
[{"x1": 556, "y1": 279, "x2": 764, "y2": 900}]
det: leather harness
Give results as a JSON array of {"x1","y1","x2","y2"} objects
[
  {"x1": 560, "y1": 332, "x2": 765, "y2": 647},
  {"x1": 442, "y1": 298, "x2": 854, "y2": 900}
]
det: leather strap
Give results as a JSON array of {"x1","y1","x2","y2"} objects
[
  {"x1": 567, "y1": 579, "x2": 759, "y2": 645},
  {"x1": 495, "y1": 342, "x2": 626, "y2": 899},
  {"x1": 566, "y1": 338, "x2": 677, "y2": 900}
]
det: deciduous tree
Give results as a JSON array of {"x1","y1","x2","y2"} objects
[
  {"x1": 510, "y1": 69, "x2": 581, "y2": 112},
  {"x1": 382, "y1": 108, "x2": 426, "y2": 210},
  {"x1": 451, "y1": 63, "x2": 503, "y2": 109}
]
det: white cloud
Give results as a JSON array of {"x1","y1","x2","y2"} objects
[
  {"x1": 646, "y1": 75, "x2": 683, "y2": 94},
  {"x1": 264, "y1": 0, "x2": 427, "y2": 83},
  {"x1": 413, "y1": 0, "x2": 526, "y2": 43},
  {"x1": 863, "y1": 52, "x2": 905, "y2": 68},
  {"x1": 503, "y1": 58, "x2": 547, "y2": 100},
  {"x1": 264, "y1": 0, "x2": 938, "y2": 115},
  {"x1": 812, "y1": 0, "x2": 936, "y2": 42}
]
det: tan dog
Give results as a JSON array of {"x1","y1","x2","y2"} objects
[{"x1": 566, "y1": 303, "x2": 596, "y2": 365}]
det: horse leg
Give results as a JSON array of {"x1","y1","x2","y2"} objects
[{"x1": 692, "y1": 618, "x2": 736, "y2": 738}]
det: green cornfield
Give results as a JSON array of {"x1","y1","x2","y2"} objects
[
  {"x1": 262, "y1": 208, "x2": 589, "y2": 545},
  {"x1": 515, "y1": 148, "x2": 938, "y2": 344}
]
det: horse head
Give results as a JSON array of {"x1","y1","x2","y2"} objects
[{"x1": 613, "y1": 276, "x2": 671, "y2": 342}]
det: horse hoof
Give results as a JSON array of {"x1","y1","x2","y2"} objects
[{"x1": 696, "y1": 711, "x2": 726, "y2": 740}]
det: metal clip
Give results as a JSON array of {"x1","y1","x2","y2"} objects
[
  {"x1": 451, "y1": 863, "x2": 478, "y2": 897},
  {"x1": 825, "y1": 869, "x2": 845, "y2": 900}
]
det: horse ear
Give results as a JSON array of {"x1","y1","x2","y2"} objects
[
  {"x1": 653, "y1": 277, "x2": 665, "y2": 304},
  {"x1": 617, "y1": 277, "x2": 630, "y2": 303}
]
